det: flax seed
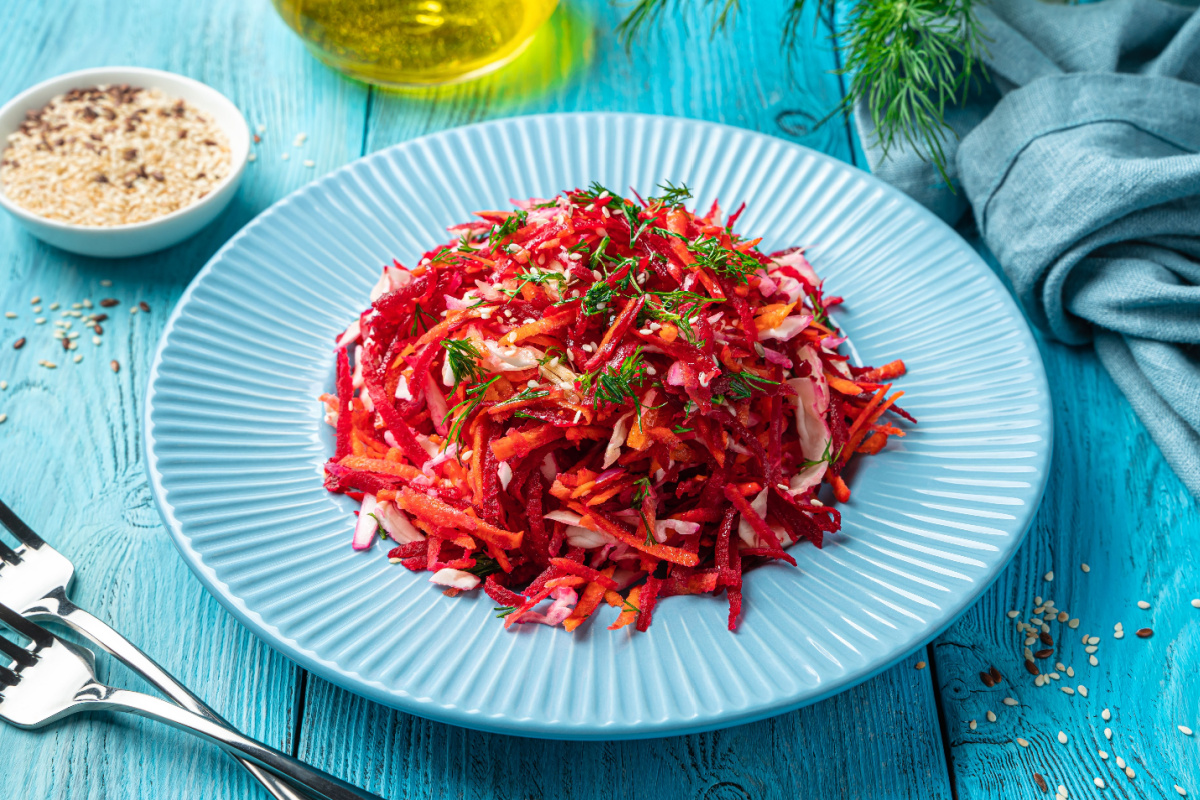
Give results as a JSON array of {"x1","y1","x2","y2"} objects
[
  {"x1": 981, "y1": 671, "x2": 996, "y2": 687},
  {"x1": 1025, "y1": 660, "x2": 1039, "y2": 676},
  {"x1": 99, "y1": 298, "x2": 119, "y2": 307},
  {"x1": 1040, "y1": 631, "x2": 1053, "y2": 646},
  {"x1": 989, "y1": 666, "x2": 1003, "y2": 683},
  {"x1": 110, "y1": 359, "x2": 119, "y2": 373},
  {"x1": 12, "y1": 337, "x2": 25, "y2": 349},
  {"x1": 1136, "y1": 628, "x2": 1153, "y2": 638},
  {"x1": 138, "y1": 301, "x2": 150, "y2": 312},
  {"x1": 1033, "y1": 774, "x2": 1049, "y2": 793},
  {"x1": 1035, "y1": 649, "x2": 1053, "y2": 659}
]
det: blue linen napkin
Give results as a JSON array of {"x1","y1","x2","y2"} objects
[{"x1": 854, "y1": 0, "x2": 1200, "y2": 496}]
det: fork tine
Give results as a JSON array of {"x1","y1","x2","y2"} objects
[
  {"x1": 0, "y1": 498, "x2": 45, "y2": 549},
  {"x1": 0, "y1": 629, "x2": 36, "y2": 669},
  {"x1": 0, "y1": 663, "x2": 18, "y2": 688},
  {"x1": 0, "y1": 539, "x2": 19, "y2": 565},
  {"x1": 0, "y1": 603, "x2": 53, "y2": 648}
]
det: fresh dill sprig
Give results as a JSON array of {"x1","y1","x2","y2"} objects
[
  {"x1": 489, "y1": 209, "x2": 528, "y2": 248},
  {"x1": 443, "y1": 375, "x2": 499, "y2": 451},
  {"x1": 687, "y1": 236, "x2": 760, "y2": 283},
  {"x1": 799, "y1": 438, "x2": 842, "y2": 470},
  {"x1": 581, "y1": 280, "x2": 618, "y2": 316},
  {"x1": 643, "y1": 289, "x2": 723, "y2": 344},
  {"x1": 589, "y1": 235, "x2": 612, "y2": 272},
  {"x1": 726, "y1": 372, "x2": 780, "y2": 401},
  {"x1": 649, "y1": 180, "x2": 693, "y2": 208},
  {"x1": 631, "y1": 475, "x2": 655, "y2": 545},
  {"x1": 580, "y1": 347, "x2": 648, "y2": 414},
  {"x1": 616, "y1": 0, "x2": 740, "y2": 44},
  {"x1": 807, "y1": 289, "x2": 832, "y2": 329},
  {"x1": 409, "y1": 304, "x2": 437, "y2": 337},
  {"x1": 465, "y1": 556, "x2": 503, "y2": 578},
  {"x1": 619, "y1": 0, "x2": 986, "y2": 186},
  {"x1": 441, "y1": 338, "x2": 486, "y2": 385},
  {"x1": 494, "y1": 605, "x2": 516, "y2": 618}
]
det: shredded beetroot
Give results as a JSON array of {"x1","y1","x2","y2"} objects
[{"x1": 321, "y1": 184, "x2": 912, "y2": 631}]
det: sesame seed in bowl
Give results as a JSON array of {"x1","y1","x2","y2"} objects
[{"x1": 0, "y1": 67, "x2": 249, "y2": 258}]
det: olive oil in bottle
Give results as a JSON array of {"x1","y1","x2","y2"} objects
[{"x1": 272, "y1": 0, "x2": 560, "y2": 86}]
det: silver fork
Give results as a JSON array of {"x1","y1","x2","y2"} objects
[
  {"x1": 0, "y1": 603, "x2": 385, "y2": 800},
  {"x1": 0, "y1": 499, "x2": 309, "y2": 800}
]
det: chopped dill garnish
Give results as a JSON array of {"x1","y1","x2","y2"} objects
[
  {"x1": 441, "y1": 338, "x2": 486, "y2": 384},
  {"x1": 589, "y1": 234, "x2": 612, "y2": 272},
  {"x1": 465, "y1": 556, "x2": 503, "y2": 577},
  {"x1": 409, "y1": 304, "x2": 437, "y2": 337},
  {"x1": 726, "y1": 372, "x2": 779, "y2": 400},
  {"x1": 580, "y1": 347, "x2": 648, "y2": 416},
  {"x1": 649, "y1": 180, "x2": 692, "y2": 208},
  {"x1": 368, "y1": 513, "x2": 388, "y2": 540},
  {"x1": 672, "y1": 425, "x2": 694, "y2": 435},
  {"x1": 799, "y1": 438, "x2": 842, "y2": 470},
  {"x1": 631, "y1": 476, "x2": 655, "y2": 545},
  {"x1": 443, "y1": 375, "x2": 499, "y2": 452},
  {"x1": 489, "y1": 209, "x2": 528, "y2": 248},
  {"x1": 807, "y1": 289, "x2": 832, "y2": 329},
  {"x1": 494, "y1": 605, "x2": 516, "y2": 618},
  {"x1": 687, "y1": 236, "x2": 760, "y2": 283},
  {"x1": 581, "y1": 280, "x2": 617, "y2": 316}
]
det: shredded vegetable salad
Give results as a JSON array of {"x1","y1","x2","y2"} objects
[{"x1": 320, "y1": 182, "x2": 913, "y2": 632}]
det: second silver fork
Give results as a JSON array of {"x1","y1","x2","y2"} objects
[{"x1": 0, "y1": 499, "x2": 309, "y2": 800}]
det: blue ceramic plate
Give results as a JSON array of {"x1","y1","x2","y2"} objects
[{"x1": 145, "y1": 113, "x2": 1051, "y2": 739}]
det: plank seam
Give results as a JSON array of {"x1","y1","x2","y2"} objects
[{"x1": 926, "y1": 642, "x2": 960, "y2": 800}]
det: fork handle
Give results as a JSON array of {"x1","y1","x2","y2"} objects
[
  {"x1": 54, "y1": 603, "x2": 312, "y2": 800},
  {"x1": 85, "y1": 688, "x2": 386, "y2": 800}
]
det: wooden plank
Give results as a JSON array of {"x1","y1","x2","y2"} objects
[
  {"x1": 297, "y1": 656, "x2": 950, "y2": 800},
  {"x1": 931, "y1": 247, "x2": 1200, "y2": 799},
  {"x1": 0, "y1": 0, "x2": 368, "y2": 796},
  {"x1": 364, "y1": 0, "x2": 854, "y2": 162},
  {"x1": 297, "y1": 4, "x2": 952, "y2": 799}
]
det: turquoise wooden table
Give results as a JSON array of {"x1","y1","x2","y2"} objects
[{"x1": 1, "y1": 1, "x2": 1197, "y2": 798}]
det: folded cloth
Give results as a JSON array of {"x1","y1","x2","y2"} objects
[{"x1": 854, "y1": 0, "x2": 1200, "y2": 496}]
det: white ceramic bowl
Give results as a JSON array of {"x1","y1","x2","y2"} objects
[{"x1": 0, "y1": 67, "x2": 249, "y2": 258}]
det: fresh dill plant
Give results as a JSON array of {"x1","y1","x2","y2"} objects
[
  {"x1": 440, "y1": 338, "x2": 486, "y2": 384},
  {"x1": 618, "y1": 0, "x2": 986, "y2": 185}
]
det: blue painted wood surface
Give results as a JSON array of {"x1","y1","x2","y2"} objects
[{"x1": 0, "y1": 1, "x2": 1195, "y2": 798}]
